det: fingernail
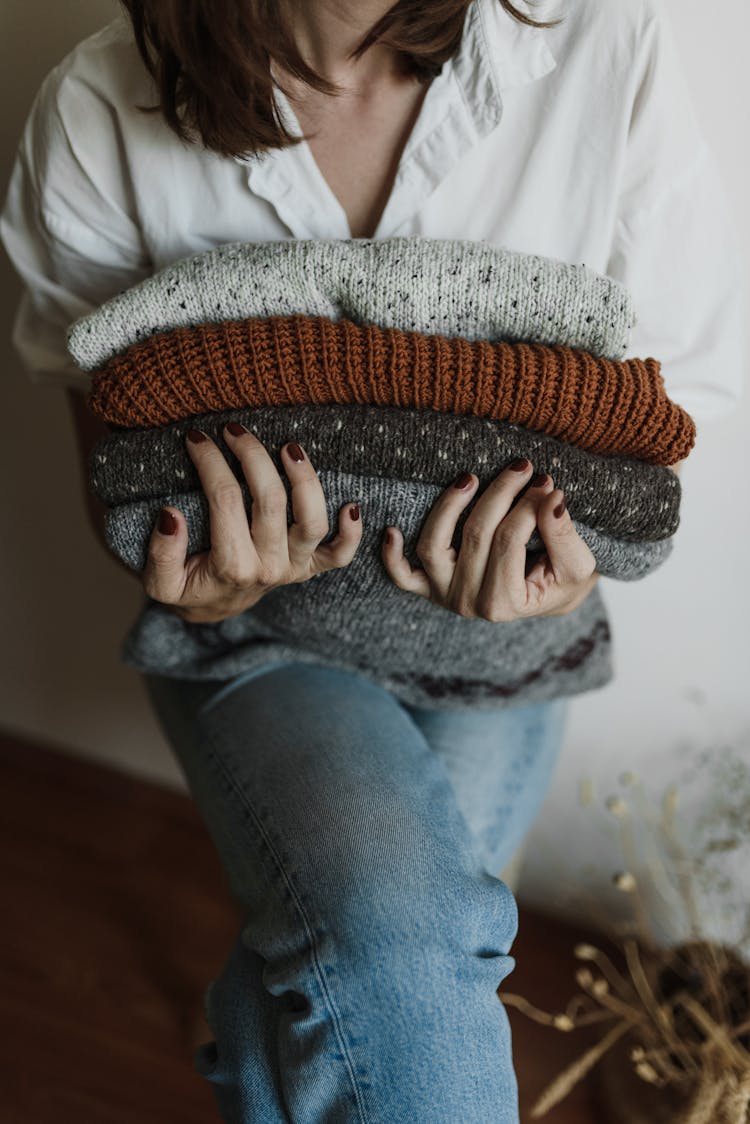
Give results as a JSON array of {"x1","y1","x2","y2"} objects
[
  {"x1": 509, "y1": 458, "x2": 531, "y2": 472},
  {"x1": 384, "y1": 529, "x2": 393, "y2": 546},
  {"x1": 286, "y1": 442, "x2": 305, "y2": 462},
  {"x1": 554, "y1": 496, "x2": 567, "y2": 518},
  {"x1": 226, "y1": 421, "x2": 248, "y2": 437},
  {"x1": 530, "y1": 473, "x2": 549, "y2": 488},
  {"x1": 453, "y1": 471, "x2": 474, "y2": 490},
  {"x1": 349, "y1": 504, "x2": 360, "y2": 521},
  {"x1": 187, "y1": 429, "x2": 208, "y2": 444},
  {"x1": 158, "y1": 508, "x2": 178, "y2": 535}
]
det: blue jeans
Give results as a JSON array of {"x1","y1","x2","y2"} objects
[{"x1": 144, "y1": 661, "x2": 569, "y2": 1123}]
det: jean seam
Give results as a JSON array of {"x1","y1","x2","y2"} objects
[
  {"x1": 197, "y1": 661, "x2": 304, "y2": 717},
  {"x1": 198, "y1": 723, "x2": 373, "y2": 1124}
]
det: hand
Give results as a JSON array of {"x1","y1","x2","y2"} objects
[
  {"x1": 142, "y1": 423, "x2": 363, "y2": 623},
  {"x1": 381, "y1": 459, "x2": 599, "y2": 621}
]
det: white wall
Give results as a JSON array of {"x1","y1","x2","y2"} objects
[
  {"x1": 1, "y1": 1, "x2": 748, "y2": 923},
  {"x1": 520, "y1": 0, "x2": 750, "y2": 928}
]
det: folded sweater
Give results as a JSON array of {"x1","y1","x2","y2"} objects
[
  {"x1": 87, "y1": 314, "x2": 694, "y2": 465},
  {"x1": 76, "y1": 236, "x2": 678, "y2": 710},
  {"x1": 105, "y1": 470, "x2": 673, "y2": 581},
  {"x1": 90, "y1": 402, "x2": 682, "y2": 542},
  {"x1": 67, "y1": 236, "x2": 637, "y2": 371},
  {"x1": 118, "y1": 469, "x2": 620, "y2": 708}
]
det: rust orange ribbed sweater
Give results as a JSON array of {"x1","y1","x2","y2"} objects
[{"x1": 87, "y1": 314, "x2": 695, "y2": 464}]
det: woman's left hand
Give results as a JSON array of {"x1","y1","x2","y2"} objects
[{"x1": 381, "y1": 458, "x2": 599, "y2": 621}]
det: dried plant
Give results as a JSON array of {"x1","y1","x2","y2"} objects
[{"x1": 499, "y1": 746, "x2": 750, "y2": 1121}]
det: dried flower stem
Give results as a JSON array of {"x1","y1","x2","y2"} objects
[
  {"x1": 569, "y1": 1009, "x2": 623, "y2": 1028},
  {"x1": 616, "y1": 813, "x2": 655, "y2": 946},
  {"x1": 578, "y1": 945, "x2": 633, "y2": 996},
  {"x1": 658, "y1": 825, "x2": 704, "y2": 941},
  {"x1": 500, "y1": 992, "x2": 571, "y2": 1028},
  {"x1": 501, "y1": 990, "x2": 621, "y2": 1033},
  {"x1": 530, "y1": 1019, "x2": 631, "y2": 1118},
  {"x1": 636, "y1": 1042, "x2": 698, "y2": 1083},
  {"x1": 622, "y1": 938, "x2": 670, "y2": 1032},
  {"x1": 729, "y1": 1016, "x2": 750, "y2": 1042},
  {"x1": 575, "y1": 975, "x2": 651, "y2": 1026},
  {"x1": 679, "y1": 993, "x2": 750, "y2": 1072},
  {"x1": 623, "y1": 938, "x2": 699, "y2": 1075}
]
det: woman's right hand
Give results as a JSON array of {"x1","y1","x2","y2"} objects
[{"x1": 142, "y1": 422, "x2": 363, "y2": 624}]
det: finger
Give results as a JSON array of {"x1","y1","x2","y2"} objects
[
  {"x1": 186, "y1": 428, "x2": 260, "y2": 583},
  {"x1": 445, "y1": 463, "x2": 546, "y2": 615},
  {"x1": 408, "y1": 471, "x2": 479, "y2": 594},
  {"x1": 536, "y1": 490, "x2": 597, "y2": 587},
  {"x1": 142, "y1": 505, "x2": 190, "y2": 604},
  {"x1": 381, "y1": 525, "x2": 433, "y2": 597},
  {"x1": 219, "y1": 424, "x2": 289, "y2": 573},
  {"x1": 448, "y1": 460, "x2": 538, "y2": 603},
  {"x1": 478, "y1": 471, "x2": 555, "y2": 605},
  {"x1": 274, "y1": 440, "x2": 362, "y2": 571},
  {"x1": 412, "y1": 460, "x2": 533, "y2": 598},
  {"x1": 312, "y1": 500, "x2": 365, "y2": 572}
]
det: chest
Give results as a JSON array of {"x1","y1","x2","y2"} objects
[
  {"x1": 146, "y1": 50, "x2": 624, "y2": 273},
  {"x1": 288, "y1": 78, "x2": 430, "y2": 239}
]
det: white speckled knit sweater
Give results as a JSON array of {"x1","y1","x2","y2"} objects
[{"x1": 67, "y1": 236, "x2": 636, "y2": 371}]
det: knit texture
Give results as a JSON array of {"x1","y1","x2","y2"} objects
[
  {"x1": 105, "y1": 470, "x2": 674, "y2": 581},
  {"x1": 122, "y1": 589, "x2": 613, "y2": 709},
  {"x1": 67, "y1": 236, "x2": 637, "y2": 372},
  {"x1": 91, "y1": 402, "x2": 682, "y2": 542},
  {"x1": 87, "y1": 315, "x2": 695, "y2": 465},
  {"x1": 118, "y1": 471, "x2": 618, "y2": 707}
]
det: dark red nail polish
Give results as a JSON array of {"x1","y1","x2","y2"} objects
[
  {"x1": 226, "y1": 421, "x2": 248, "y2": 436},
  {"x1": 530, "y1": 473, "x2": 549, "y2": 488},
  {"x1": 286, "y1": 442, "x2": 305, "y2": 462},
  {"x1": 554, "y1": 496, "x2": 567, "y2": 518},
  {"x1": 384, "y1": 529, "x2": 393, "y2": 546},
  {"x1": 453, "y1": 472, "x2": 473, "y2": 490},
  {"x1": 509, "y1": 458, "x2": 531, "y2": 472},
  {"x1": 187, "y1": 429, "x2": 207, "y2": 444},
  {"x1": 158, "y1": 509, "x2": 178, "y2": 535},
  {"x1": 350, "y1": 504, "x2": 360, "y2": 521}
]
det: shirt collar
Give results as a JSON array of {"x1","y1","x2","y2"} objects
[{"x1": 453, "y1": 0, "x2": 557, "y2": 137}]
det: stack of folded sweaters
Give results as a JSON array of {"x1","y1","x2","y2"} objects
[{"x1": 66, "y1": 237, "x2": 694, "y2": 710}]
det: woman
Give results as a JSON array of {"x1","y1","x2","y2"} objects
[{"x1": 0, "y1": 0, "x2": 742, "y2": 1120}]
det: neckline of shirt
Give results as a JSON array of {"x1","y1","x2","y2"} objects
[{"x1": 236, "y1": 0, "x2": 558, "y2": 240}]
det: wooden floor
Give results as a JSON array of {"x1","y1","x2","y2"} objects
[{"x1": 0, "y1": 729, "x2": 601, "y2": 1123}]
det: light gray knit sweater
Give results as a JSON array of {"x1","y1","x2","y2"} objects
[
  {"x1": 120, "y1": 467, "x2": 618, "y2": 708},
  {"x1": 107, "y1": 470, "x2": 673, "y2": 580}
]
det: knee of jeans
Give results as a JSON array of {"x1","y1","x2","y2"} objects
[{"x1": 293, "y1": 794, "x2": 519, "y2": 966}]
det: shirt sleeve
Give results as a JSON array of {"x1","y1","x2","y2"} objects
[
  {"x1": 605, "y1": 0, "x2": 746, "y2": 424},
  {"x1": 0, "y1": 53, "x2": 153, "y2": 392}
]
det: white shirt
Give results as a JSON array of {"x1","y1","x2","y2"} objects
[{"x1": 0, "y1": 0, "x2": 745, "y2": 422}]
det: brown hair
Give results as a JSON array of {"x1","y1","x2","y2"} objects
[{"x1": 119, "y1": 0, "x2": 561, "y2": 160}]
